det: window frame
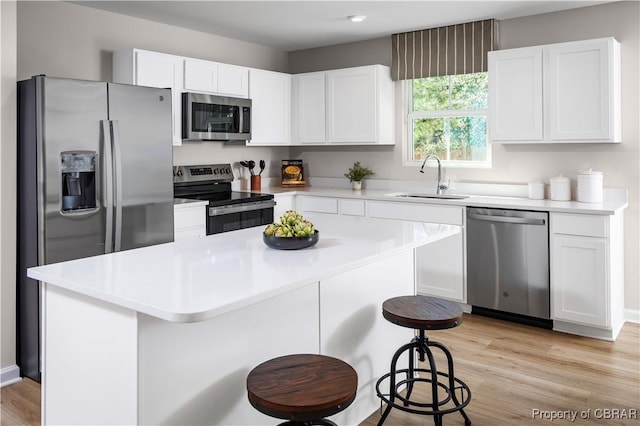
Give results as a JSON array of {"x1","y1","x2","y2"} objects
[{"x1": 402, "y1": 76, "x2": 492, "y2": 169}]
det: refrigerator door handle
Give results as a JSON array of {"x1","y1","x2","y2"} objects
[
  {"x1": 110, "y1": 120, "x2": 124, "y2": 252},
  {"x1": 101, "y1": 120, "x2": 114, "y2": 254}
]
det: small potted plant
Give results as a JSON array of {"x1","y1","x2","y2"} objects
[{"x1": 344, "y1": 161, "x2": 375, "y2": 190}]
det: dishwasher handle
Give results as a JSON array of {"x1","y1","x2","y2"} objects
[{"x1": 467, "y1": 213, "x2": 546, "y2": 226}]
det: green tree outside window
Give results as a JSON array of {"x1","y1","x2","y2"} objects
[{"x1": 409, "y1": 73, "x2": 489, "y2": 165}]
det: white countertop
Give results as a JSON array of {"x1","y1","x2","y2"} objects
[
  {"x1": 173, "y1": 198, "x2": 208, "y2": 207},
  {"x1": 267, "y1": 186, "x2": 628, "y2": 215},
  {"x1": 27, "y1": 214, "x2": 459, "y2": 323}
]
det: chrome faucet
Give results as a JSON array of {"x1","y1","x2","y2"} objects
[{"x1": 420, "y1": 154, "x2": 448, "y2": 194}]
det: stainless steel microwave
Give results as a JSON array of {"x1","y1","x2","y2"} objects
[{"x1": 182, "y1": 93, "x2": 251, "y2": 141}]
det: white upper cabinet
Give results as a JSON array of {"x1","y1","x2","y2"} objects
[
  {"x1": 489, "y1": 37, "x2": 621, "y2": 144},
  {"x1": 292, "y1": 65, "x2": 395, "y2": 145},
  {"x1": 292, "y1": 72, "x2": 326, "y2": 144},
  {"x1": 247, "y1": 68, "x2": 291, "y2": 145},
  {"x1": 488, "y1": 47, "x2": 543, "y2": 141},
  {"x1": 113, "y1": 49, "x2": 184, "y2": 146},
  {"x1": 546, "y1": 38, "x2": 620, "y2": 142},
  {"x1": 183, "y1": 58, "x2": 249, "y2": 98}
]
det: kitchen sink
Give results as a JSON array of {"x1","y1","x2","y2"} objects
[{"x1": 385, "y1": 192, "x2": 469, "y2": 200}]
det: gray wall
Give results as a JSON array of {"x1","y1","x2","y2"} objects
[
  {"x1": 16, "y1": 0, "x2": 291, "y2": 174},
  {"x1": 289, "y1": 1, "x2": 640, "y2": 313}
]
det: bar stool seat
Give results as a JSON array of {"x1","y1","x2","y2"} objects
[
  {"x1": 376, "y1": 295, "x2": 471, "y2": 426},
  {"x1": 247, "y1": 354, "x2": 358, "y2": 426}
]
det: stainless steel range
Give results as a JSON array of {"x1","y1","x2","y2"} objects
[{"x1": 173, "y1": 164, "x2": 275, "y2": 234}]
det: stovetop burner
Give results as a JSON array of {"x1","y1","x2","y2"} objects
[
  {"x1": 173, "y1": 164, "x2": 274, "y2": 207},
  {"x1": 183, "y1": 190, "x2": 274, "y2": 207}
]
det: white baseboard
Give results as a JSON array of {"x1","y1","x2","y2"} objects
[
  {"x1": 625, "y1": 308, "x2": 640, "y2": 324},
  {"x1": 0, "y1": 365, "x2": 22, "y2": 388}
]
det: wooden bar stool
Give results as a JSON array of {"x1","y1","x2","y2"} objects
[
  {"x1": 375, "y1": 295, "x2": 471, "y2": 426},
  {"x1": 247, "y1": 354, "x2": 358, "y2": 426}
]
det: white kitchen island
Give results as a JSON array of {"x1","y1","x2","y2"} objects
[{"x1": 27, "y1": 214, "x2": 460, "y2": 426}]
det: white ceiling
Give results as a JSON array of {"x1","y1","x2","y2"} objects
[{"x1": 71, "y1": 1, "x2": 616, "y2": 52}]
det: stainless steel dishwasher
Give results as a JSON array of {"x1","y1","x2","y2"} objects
[{"x1": 466, "y1": 207, "x2": 550, "y2": 324}]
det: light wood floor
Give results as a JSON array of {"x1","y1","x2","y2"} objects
[{"x1": 2, "y1": 314, "x2": 638, "y2": 425}]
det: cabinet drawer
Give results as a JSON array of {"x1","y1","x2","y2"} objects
[
  {"x1": 367, "y1": 201, "x2": 463, "y2": 226},
  {"x1": 551, "y1": 213, "x2": 607, "y2": 238},
  {"x1": 174, "y1": 208, "x2": 205, "y2": 227},
  {"x1": 339, "y1": 199, "x2": 365, "y2": 216},
  {"x1": 300, "y1": 196, "x2": 338, "y2": 214}
]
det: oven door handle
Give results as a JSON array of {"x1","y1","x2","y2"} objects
[{"x1": 209, "y1": 200, "x2": 276, "y2": 216}]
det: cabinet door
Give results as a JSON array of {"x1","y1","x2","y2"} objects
[
  {"x1": 248, "y1": 69, "x2": 291, "y2": 145},
  {"x1": 488, "y1": 47, "x2": 543, "y2": 142},
  {"x1": 338, "y1": 199, "x2": 365, "y2": 217},
  {"x1": 551, "y1": 235, "x2": 608, "y2": 327},
  {"x1": 293, "y1": 73, "x2": 326, "y2": 144},
  {"x1": 183, "y1": 59, "x2": 218, "y2": 93},
  {"x1": 299, "y1": 196, "x2": 338, "y2": 214},
  {"x1": 135, "y1": 51, "x2": 183, "y2": 145},
  {"x1": 547, "y1": 38, "x2": 619, "y2": 142},
  {"x1": 326, "y1": 66, "x2": 377, "y2": 143},
  {"x1": 416, "y1": 232, "x2": 465, "y2": 302},
  {"x1": 273, "y1": 193, "x2": 295, "y2": 218},
  {"x1": 173, "y1": 204, "x2": 206, "y2": 241},
  {"x1": 183, "y1": 59, "x2": 248, "y2": 98},
  {"x1": 367, "y1": 201, "x2": 465, "y2": 302},
  {"x1": 217, "y1": 64, "x2": 249, "y2": 98}
]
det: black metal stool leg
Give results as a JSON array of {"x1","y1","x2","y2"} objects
[
  {"x1": 429, "y1": 341, "x2": 472, "y2": 426},
  {"x1": 404, "y1": 340, "x2": 416, "y2": 406},
  {"x1": 377, "y1": 340, "x2": 418, "y2": 426},
  {"x1": 405, "y1": 329, "x2": 428, "y2": 404},
  {"x1": 423, "y1": 341, "x2": 442, "y2": 426}
]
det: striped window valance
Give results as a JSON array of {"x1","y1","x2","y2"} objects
[{"x1": 391, "y1": 19, "x2": 498, "y2": 81}]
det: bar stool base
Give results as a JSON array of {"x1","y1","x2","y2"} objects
[{"x1": 375, "y1": 335, "x2": 471, "y2": 426}]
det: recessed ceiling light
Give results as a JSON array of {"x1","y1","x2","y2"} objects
[{"x1": 348, "y1": 15, "x2": 367, "y2": 23}]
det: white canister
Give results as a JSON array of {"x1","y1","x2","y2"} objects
[
  {"x1": 549, "y1": 175, "x2": 571, "y2": 201},
  {"x1": 577, "y1": 169, "x2": 604, "y2": 203},
  {"x1": 528, "y1": 181, "x2": 545, "y2": 200}
]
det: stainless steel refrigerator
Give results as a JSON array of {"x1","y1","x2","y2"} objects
[{"x1": 17, "y1": 75, "x2": 174, "y2": 381}]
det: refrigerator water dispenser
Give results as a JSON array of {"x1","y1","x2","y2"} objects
[{"x1": 60, "y1": 151, "x2": 97, "y2": 212}]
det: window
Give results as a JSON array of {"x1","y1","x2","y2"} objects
[{"x1": 407, "y1": 72, "x2": 490, "y2": 167}]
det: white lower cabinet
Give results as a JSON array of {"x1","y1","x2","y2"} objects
[
  {"x1": 273, "y1": 193, "x2": 295, "y2": 218},
  {"x1": 297, "y1": 196, "x2": 465, "y2": 302},
  {"x1": 173, "y1": 202, "x2": 207, "y2": 241},
  {"x1": 415, "y1": 232, "x2": 465, "y2": 301},
  {"x1": 339, "y1": 199, "x2": 366, "y2": 216},
  {"x1": 299, "y1": 195, "x2": 339, "y2": 214},
  {"x1": 299, "y1": 196, "x2": 366, "y2": 217},
  {"x1": 550, "y1": 212, "x2": 625, "y2": 340},
  {"x1": 367, "y1": 201, "x2": 466, "y2": 303}
]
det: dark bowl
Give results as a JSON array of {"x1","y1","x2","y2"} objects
[{"x1": 263, "y1": 230, "x2": 319, "y2": 250}]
